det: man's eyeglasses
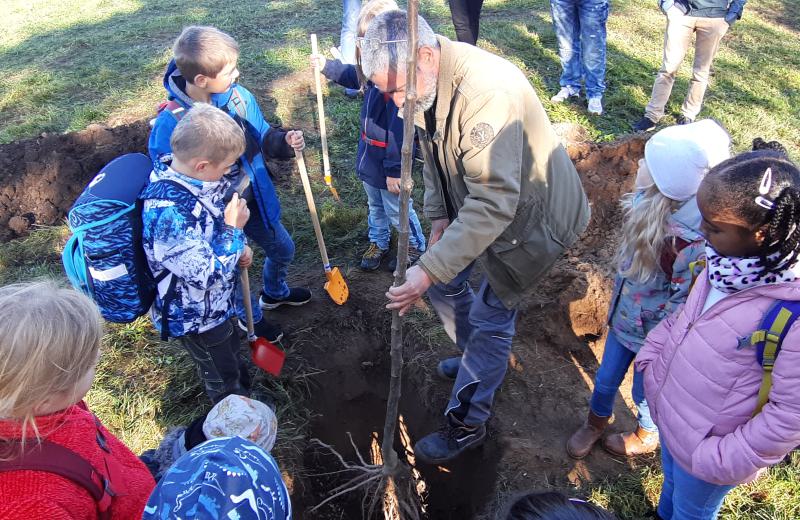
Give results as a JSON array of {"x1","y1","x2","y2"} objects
[{"x1": 355, "y1": 37, "x2": 408, "y2": 51}]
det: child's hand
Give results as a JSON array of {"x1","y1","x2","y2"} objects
[
  {"x1": 239, "y1": 245, "x2": 253, "y2": 268},
  {"x1": 386, "y1": 176, "x2": 401, "y2": 195},
  {"x1": 309, "y1": 53, "x2": 326, "y2": 70},
  {"x1": 225, "y1": 192, "x2": 250, "y2": 229},
  {"x1": 286, "y1": 130, "x2": 305, "y2": 151}
]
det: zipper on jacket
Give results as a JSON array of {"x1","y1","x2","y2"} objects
[{"x1": 650, "y1": 280, "x2": 797, "y2": 405}]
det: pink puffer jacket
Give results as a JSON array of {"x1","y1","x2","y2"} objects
[{"x1": 635, "y1": 271, "x2": 800, "y2": 486}]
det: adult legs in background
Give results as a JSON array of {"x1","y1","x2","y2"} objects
[
  {"x1": 449, "y1": 0, "x2": 485, "y2": 45},
  {"x1": 680, "y1": 17, "x2": 728, "y2": 120}
]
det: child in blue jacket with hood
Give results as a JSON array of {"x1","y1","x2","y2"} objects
[
  {"x1": 311, "y1": 0, "x2": 426, "y2": 271},
  {"x1": 150, "y1": 26, "x2": 309, "y2": 343}
]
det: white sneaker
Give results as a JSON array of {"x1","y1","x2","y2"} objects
[
  {"x1": 587, "y1": 96, "x2": 603, "y2": 115},
  {"x1": 551, "y1": 86, "x2": 581, "y2": 103}
]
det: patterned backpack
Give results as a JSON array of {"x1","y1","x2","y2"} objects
[{"x1": 62, "y1": 153, "x2": 164, "y2": 323}]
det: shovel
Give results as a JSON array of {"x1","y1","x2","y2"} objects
[
  {"x1": 240, "y1": 254, "x2": 286, "y2": 376},
  {"x1": 295, "y1": 149, "x2": 349, "y2": 305},
  {"x1": 310, "y1": 33, "x2": 340, "y2": 201}
]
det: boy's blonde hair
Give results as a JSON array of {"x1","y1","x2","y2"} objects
[
  {"x1": 173, "y1": 26, "x2": 240, "y2": 83},
  {"x1": 170, "y1": 103, "x2": 246, "y2": 165},
  {"x1": 615, "y1": 185, "x2": 681, "y2": 282},
  {"x1": 0, "y1": 281, "x2": 103, "y2": 452}
]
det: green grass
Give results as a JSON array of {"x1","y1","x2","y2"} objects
[{"x1": 1, "y1": 0, "x2": 800, "y2": 517}]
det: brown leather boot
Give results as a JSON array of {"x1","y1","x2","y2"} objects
[
  {"x1": 603, "y1": 426, "x2": 659, "y2": 457},
  {"x1": 566, "y1": 411, "x2": 610, "y2": 459}
]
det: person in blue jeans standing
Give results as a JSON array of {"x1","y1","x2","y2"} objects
[
  {"x1": 339, "y1": 0, "x2": 362, "y2": 97},
  {"x1": 549, "y1": 0, "x2": 609, "y2": 115},
  {"x1": 566, "y1": 120, "x2": 730, "y2": 459}
]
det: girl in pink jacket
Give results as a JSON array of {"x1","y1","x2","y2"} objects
[{"x1": 636, "y1": 144, "x2": 800, "y2": 520}]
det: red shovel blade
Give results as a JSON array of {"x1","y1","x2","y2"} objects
[{"x1": 250, "y1": 337, "x2": 285, "y2": 376}]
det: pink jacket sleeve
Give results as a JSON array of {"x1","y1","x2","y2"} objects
[{"x1": 691, "y1": 323, "x2": 800, "y2": 485}]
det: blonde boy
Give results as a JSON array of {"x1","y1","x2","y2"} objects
[{"x1": 143, "y1": 103, "x2": 254, "y2": 404}]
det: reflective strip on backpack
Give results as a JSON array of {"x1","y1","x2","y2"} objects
[{"x1": 89, "y1": 263, "x2": 129, "y2": 282}]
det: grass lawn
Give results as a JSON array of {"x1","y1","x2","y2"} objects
[{"x1": 1, "y1": 0, "x2": 800, "y2": 518}]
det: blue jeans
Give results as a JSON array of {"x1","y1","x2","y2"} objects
[
  {"x1": 658, "y1": 438, "x2": 734, "y2": 519},
  {"x1": 550, "y1": 0, "x2": 609, "y2": 98},
  {"x1": 233, "y1": 198, "x2": 295, "y2": 324},
  {"x1": 589, "y1": 332, "x2": 657, "y2": 432},
  {"x1": 363, "y1": 182, "x2": 426, "y2": 251},
  {"x1": 427, "y1": 265, "x2": 518, "y2": 426},
  {"x1": 340, "y1": 0, "x2": 361, "y2": 65}
]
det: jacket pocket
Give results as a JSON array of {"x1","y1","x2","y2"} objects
[{"x1": 488, "y1": 217, "x2": 565, "y2": 289}]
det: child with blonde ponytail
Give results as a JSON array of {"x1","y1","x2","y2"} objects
[
  {"x1": 0, "y1": 281, "x2": 154, "y2": 518},
  {"x1": 567, "y1": 120, "x2": 730, "y2": 459}
]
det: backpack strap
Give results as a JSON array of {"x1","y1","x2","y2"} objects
[
  {"x1": 159, "y1": 99, "x2": 187, "y2": 122},
  {"x1": 748, "y1": 300, "x2": 800, "y2": 415},
  {"x1": 228, "y1": 88, "x2": 247, "y2": 120},
  {"x1": 0, "y1": 439, "x2": 114, "y2": 520}
]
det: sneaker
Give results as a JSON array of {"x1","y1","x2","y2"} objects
[
  {"x1": 435, "y1": 356, "x2": 461, "y2": 380},
  {"x1": 387, "y1": 246, "x2": 422, "y2": 272},
  {"x1": 238, "y1": 318, "x2": 284, "y2": 343},
  {"x1": 676, "y1": 114, "x2": 694, "y2": 125},
  {"x1": 587, "y1": 96, "x2": 603, "y2": 115},
  {"x1": 632, "y1": 116, "x2": 657, "y2": 133},
  {"x1": 550, "y1": 86, "x2": 581, "y2": 103},
  {"x1": 259, "y1": 287, "x2": 312, "y2": 310},
  {"x1": 414, "y1": 415, "x2": 487, "y2": 464},
  {"x1": 360, "y1": 242, "x2": 388, "y2": 271}
]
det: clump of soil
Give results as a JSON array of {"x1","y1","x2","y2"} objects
[
  {"x1": 0, "y1": 120, "x2": 298, "y2": 240},
  {"x1": 0, "y1": 122, "x2": 150, "y2": 239}
]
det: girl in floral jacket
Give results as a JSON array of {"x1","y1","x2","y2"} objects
[{"x1": 567, "y1": 120, "x2": 730, "y2": 459}]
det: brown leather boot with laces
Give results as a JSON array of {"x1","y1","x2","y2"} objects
[
  {"x1": 566, "y1": 411, "x2": 610, "y2": 459},
  {"x1": 603, "y1": 426, "x2": 659, "y2": 457}
]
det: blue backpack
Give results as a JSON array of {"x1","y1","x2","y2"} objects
[{"x1": 62, "y1": 153, "x2": 164, "y2": 323}]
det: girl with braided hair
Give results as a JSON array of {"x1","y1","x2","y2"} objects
[{"x1": 636, "y1": 145, "x2": 800, "y2": 519}]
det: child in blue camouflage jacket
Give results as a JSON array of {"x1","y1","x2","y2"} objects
[{"x1": 142, "y1": 103, "x2": 254, "y2": 404}]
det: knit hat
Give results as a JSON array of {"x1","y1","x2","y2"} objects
[
  {"x1": 142, "y1": 436, "x2": 291, "y2": 520},
  {"x1": 203, "y1": 395, "x2": 278, "y2": 452},
  {"x1": 644, "y1": 119, "x2": 731, "y2": 201}
]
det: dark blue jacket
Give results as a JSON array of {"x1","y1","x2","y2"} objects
[
  {"x1": 321, "y1": 59, "x2": 412, "y2": 190},
  {"x1": 149, "y1": 60, "x2": 294, "y2": 230}
]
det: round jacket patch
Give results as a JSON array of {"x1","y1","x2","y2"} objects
[{"x1": 470, "y1": 123, "x2": 494, "y2": 148}]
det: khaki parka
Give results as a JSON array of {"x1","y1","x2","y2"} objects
[{"x1": 415, "y1": 36, "x2": 590, "y2": 308}]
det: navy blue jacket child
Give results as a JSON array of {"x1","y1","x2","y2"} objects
[
  {"x1": 321, "y1": 59, "x2": 414, "y2": 190},
  {"x1": 150, "y1": 60, "x2": 295, "y2": 231}
]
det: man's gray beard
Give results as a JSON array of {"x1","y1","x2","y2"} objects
[{"x1": 415, "y1": 71, "x2": 437, "y2": 115}]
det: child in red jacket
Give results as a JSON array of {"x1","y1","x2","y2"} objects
[{"x1": 0, "y1": 281, "x2": 155, "y2": 519}]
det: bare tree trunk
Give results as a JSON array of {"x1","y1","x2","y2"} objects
[{"x1": 381, "y1": 0, "x2": 419, "y2": 476}]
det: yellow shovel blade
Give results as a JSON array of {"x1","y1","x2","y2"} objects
[{"x1": 324, "y1": 267, "x2": 349, "y2": 305}]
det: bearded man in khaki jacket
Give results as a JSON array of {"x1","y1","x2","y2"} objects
[{"x1": 362, "y1": 10, "x2": 590, "y2": 464}]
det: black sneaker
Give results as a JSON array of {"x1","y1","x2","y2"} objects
[
  {"x1": 238, "y1": 318, "x2": 284, "y2": 343},
  {"x1": 632, "y1": 116, "x2": 657, "y2": 133},
  {"x1": 387, "y1": 246, "x2": 422, "y2": 272},
  {"x1": 360, "y1": 242, "x2": 388, "y2": 271},
  {"x1": 414, "y1": 415, "x2": 486, "y2": 464},
  {"x1": 676, "y1": 114, "x2": 694, "y2": 125},
  {"x1": 259, "y1": 287, "x2": 312, "y2": 310}
]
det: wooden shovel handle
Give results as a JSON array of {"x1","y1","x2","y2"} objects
[
  {"x1": 310, "y1": 34, "x2": 333, "y2": 184},
  {"x1": 294, "y1": 150, "x2": 331, "y2": 269},
  {"x1": 240, "y1": 267, "x2": 256, "y2": 339}
]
